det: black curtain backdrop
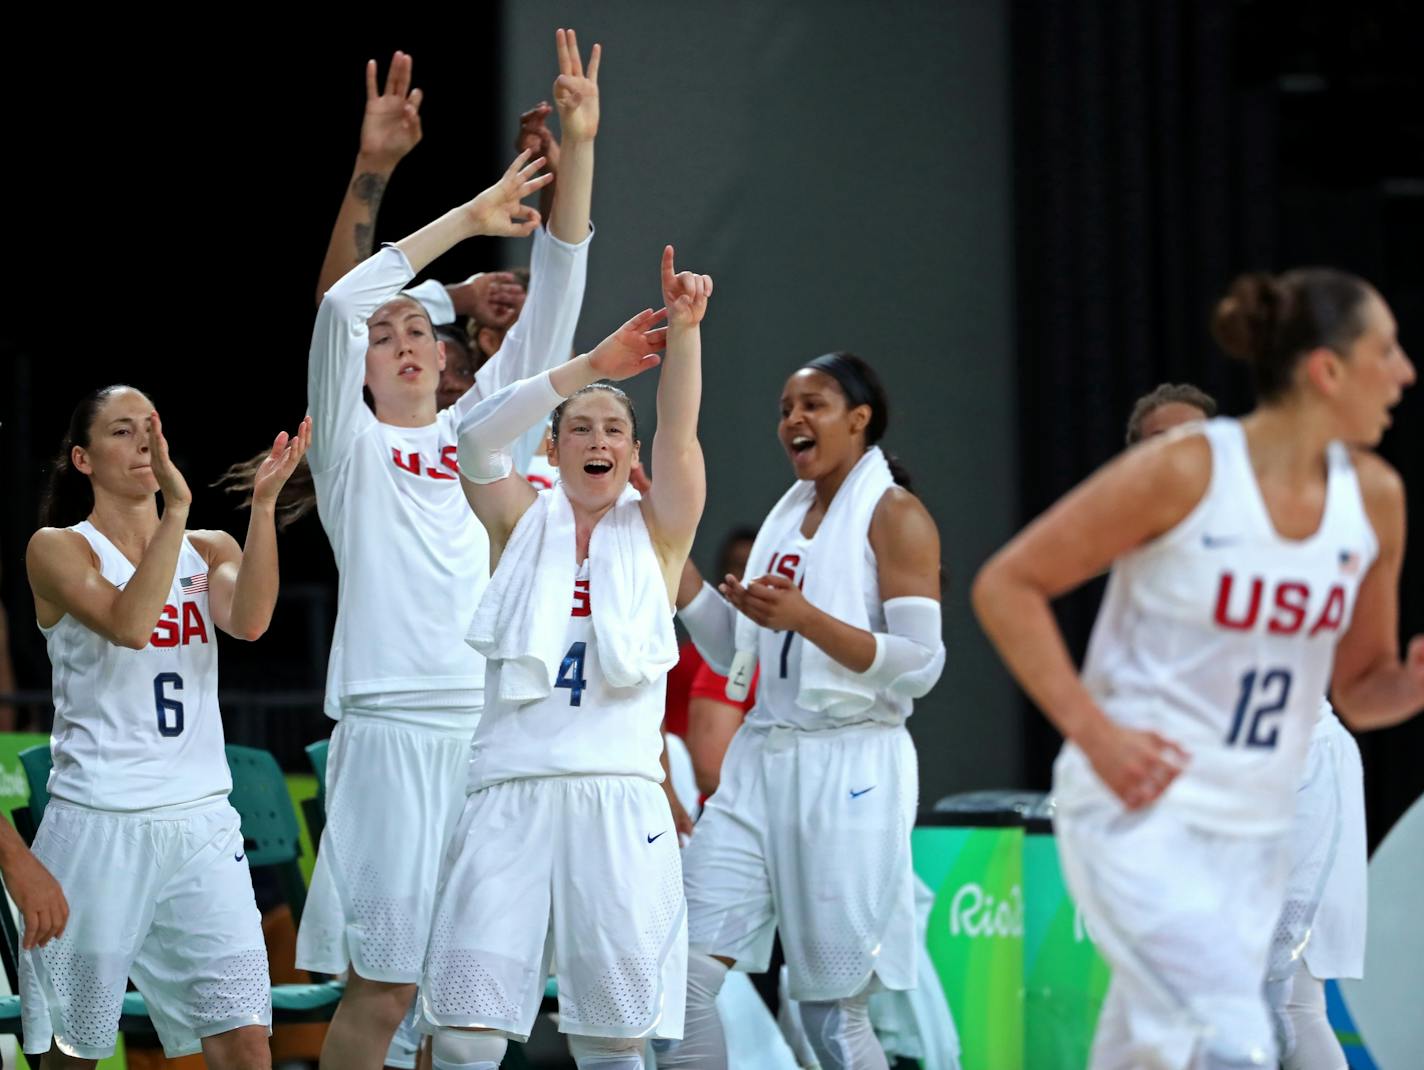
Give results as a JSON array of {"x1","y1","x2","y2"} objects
[{"x1": 1012, "y1": 0, "x2": 1424, "y2": 846}]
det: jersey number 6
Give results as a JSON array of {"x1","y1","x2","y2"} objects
[{"x1": 153, "y1": 672, "x2": 185, "y2": 737}]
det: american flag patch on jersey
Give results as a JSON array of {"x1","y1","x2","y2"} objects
[
  {"x1": 180, "y1": 572, "x2": 209, "y2": 595},
  {"x1": 1339, "y1": 549, "x2": 1361, "y2": 575}
]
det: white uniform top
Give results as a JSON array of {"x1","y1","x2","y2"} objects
[
  {"x1": 42, "y1": 521, "x2": 230, "y2": 812},
  {"x1": 1056, "y1": 418, "x2": 1377, "y2": 836},
  {"x1": 468, "y1": 561, "x2": 667, "y2": 790},
  {"x1": 744, "y1": 526, "x2": 910, "y2": 732},
  {"x1": 307, "y1": 225, "x2": 590, "y2": 727}
]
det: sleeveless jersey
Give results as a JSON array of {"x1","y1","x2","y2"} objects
[
  {"x1": 745, "y1": 525, "x2": 910, "y2": 732},
  {"x1": 1057, "y1": 418, "x2": 1378, "y2": 835},
  {"x1": 468, "y1": 560, "x2": 667, "y2": 789},
  {"x1": 42, "y1": 521, "x2": 230, "y2": 811}
]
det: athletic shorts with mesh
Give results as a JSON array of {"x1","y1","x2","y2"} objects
[
  {"x1": 420, "y1": 775, "x2": 687, "y2": 1042},
  {"x1": 682, "y1": 721, "x2": 919, "y2": 1002},
  {"x1": 20, "y1": 799, "x2": 271, "y2": 1061},
  {"x1": 297, "y1": 712, "x2": 472, "y2": 982}
]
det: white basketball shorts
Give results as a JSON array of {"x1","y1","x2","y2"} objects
[
  {"x1": 1055, "y1": 797, "x2": 1289, "y2": 1070},
  {"x1": 20, "y1": 798, "x2": 271, "y2": 1061},
  {"x1": 682, "y1": 722, "x2": 919, "y2": 1002},
  {"x1": 420, "y1": 775, "x2": 687, "y2": 1042},
  {"x1": 297, "y1": 712, "x2": 472, "y2": 982}
]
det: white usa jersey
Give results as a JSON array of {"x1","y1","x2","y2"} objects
[
  {"x1": 747, "y1": 531, "x2": 910, "y2": 732},
  {"x1": 307, "y1": 227, "x2": 590, "y2": 726},
  {"x1": 468, "y1": 561, "x2": 666, "y2": 790},
  {"x1": 42, "y1": 521, "x2": 230, "y2": 812},
  {"x1": 1056, "y1": 418, "x2": 1377, "y2": 835}
]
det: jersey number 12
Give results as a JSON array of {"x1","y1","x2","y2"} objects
[{"x1": 1226, "y1": 668, "x2": 1292, "y2": 749}]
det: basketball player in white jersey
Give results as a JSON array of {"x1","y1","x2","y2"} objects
[
  {"x1": 974, "y1": 269, "x2": 1422, "y2": 1069},
  {"x1": 1126, "y1": 384, "x2": 1383, "y2": 1070},
  {"x1": 290, "y1": 31, "x2": 602, "y2": 1070},
  {"x1": 22, "y1": 385, "x2": 310, "y2": 1068},
  {"x1": 416, "y1": 246, "x2": 711, "y2": 1070},
  {"x1": 659, "y1": 352, "x2": 946, "y2": 1070}
]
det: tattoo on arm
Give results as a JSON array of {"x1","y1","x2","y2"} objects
[{"x1": 351, "y1": 172, "x2": 388, "y2": 258}]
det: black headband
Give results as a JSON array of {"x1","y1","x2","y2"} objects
[{"x1": 803, "y1": 353, "x2": 875, "y2": 411}]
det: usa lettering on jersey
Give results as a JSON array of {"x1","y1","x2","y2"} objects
[
  {"x1": 392, "y1": 444, "x2": 461, "y2": 481},
  {"x1": 151, "y1": 601, "x2": 211, "y2": 647},
  {"x1": 1212, "y1": 572, "x2": 1347, "y2": 638}
]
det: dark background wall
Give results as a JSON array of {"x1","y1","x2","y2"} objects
[{"x1": 2, "y1": 1, "x2": 1421, "y2": 841}]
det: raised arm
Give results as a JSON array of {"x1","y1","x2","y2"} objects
[
  {"x1": 1330, "y1": 454, "x2": 1424, "y2": 729},
  {"x1": 198, "y1": 418, "x2": 312, "y2": 641},
  {"x1": 315, "y1": 52, "x2": 424, "y2": 305},
  {"x1": 308, "y1": 152, "x2": 551, "y2": 469},
  {"x1": 464, "y1": 29, "x2": 602, "y2": 448},
  {"x1": 459, "y1": 308, "x2": 669, "y2": 558},
  {"x1": 643, "y1": 246, "x2": 712, "y2": 563},
  {"x1": 27, "y1": 414, "x2": 191, "y2": 649}
]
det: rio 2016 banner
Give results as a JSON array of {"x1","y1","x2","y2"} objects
[
  {"x1": 912, "y1": 816, "x2": 1026, "y2": 1070},
  {"x1": 913, "y1": 808, "x2": 1112, "y2": 1070}
]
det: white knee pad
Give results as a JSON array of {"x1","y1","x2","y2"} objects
[
  {"x1": 432, "y1": 1029, "x2": 508, "y2": 1070},
  {"x1": 566, "y1": 1033, "x2": 645, "y2": 1069},
  {"x1": 653, "y1": 953, "x2": 730, "y2": 1069},
  {"x1": 798, "y1": 994, "x2": 887, "y2": 1070},
  {"x1": 1191, "y1": 992, "x2": 1277, "y2": 1068}
]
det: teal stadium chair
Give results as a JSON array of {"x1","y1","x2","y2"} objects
[{"x1": 302, "y1": 738, "x2": 329, "y2": 844}]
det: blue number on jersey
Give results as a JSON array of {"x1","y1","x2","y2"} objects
[
  {"x1": 153, "y1": 672, "x2": 185, "y2": 737},
  {"x1": 556, "y1": 642, "x2": 589, "y2": 707},
  {"x1": 1226, "y1": 668, "x2": 1292, "y2": 749},
  {"x1": 779, "y1": 631, "x2": 795, "y2": 678}
]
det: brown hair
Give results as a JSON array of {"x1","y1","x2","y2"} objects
[
  {"x1": 214, "y1": 453, "x2": 317, "y2": 531},
  {"x1": 550, "y1": 383, "x2": 640, "y2": 447},
  {"x1": 1125, "y1": 383, "x2": 1218, "y2": 445},
  {"x1": 39, "y1": 385, "x2": 135, "y2": 527},
  {"x1": 1211, "y1": 268, "x2": 1374, "y2": 401}
]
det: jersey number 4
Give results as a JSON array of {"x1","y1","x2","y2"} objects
[
  {"x1": 153, "y1": 672, "x2": 185, "y2": 737},
  {"x1": 1226, "y1": 668, "x2": 1292, "y2": 749},
  {"x1": 556, "y1": 642, "x2": 588, "y2": 707}
]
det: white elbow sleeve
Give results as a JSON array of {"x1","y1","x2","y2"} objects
[
  {"x1": 864, "y1": 597, "x2": 945, "y2": 698},
  {"x1": 455, "y1": 370, "x2": 564, "y2": 484},
  {"x1": 677, "y1": 583, "x2": 736, "y2": 675},
  {"x1": 456, "y1": 439, "x2": 515, "y2": 485}
]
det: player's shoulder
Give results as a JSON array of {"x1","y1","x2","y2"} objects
[
  {"x1": 871, "y1": 484, "x2": 936, "y2": 533},
  {"x1": 1347, "y1": 448, "x2": 1405, "y2": 541},
  {"x1": 1347, "y1": 447, "x2": 1404, "y2": 506},
  {"x1": 27, "y1": 525, "x2": 96, "y2": 571}
]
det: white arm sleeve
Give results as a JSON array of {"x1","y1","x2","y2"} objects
[
  {"x1": 860, "y1": 597, "x2": 945, "y2": 698},
  {"x1": 308, "y1": 245, "x2": 415, "y2": 473},
  {"x1": 400, "y1": 279, "x2": 457, "y2": 326},
  {"x1": 677, "y1": 583, "x2": 737, "y2": 675},
  {"x1": 455, "y1": 370, "x2": 565, "y2": 484}
]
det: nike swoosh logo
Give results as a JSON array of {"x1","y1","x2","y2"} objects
[
  {"x1": 234, "y1": 852, "x2": 245, "y2": 862},
  {"x1": 1201, "y1": 535, "x2": 1239, "y2": 549},
  {"x1": 647, "y1": 832, "x2": 667, "y2": 844},
  {"x1": 849, "y1": 786, "x2": 876, "y2": 798}
]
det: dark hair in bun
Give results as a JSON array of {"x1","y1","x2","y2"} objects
[{"x1": 1210, "y1": 268, "x2": 1374, "y2": 401}]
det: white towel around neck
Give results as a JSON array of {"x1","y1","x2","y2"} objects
[
  {"x1": 469, "y1": 483, "x2": 678, "y2": 705},
  {"x1": 725, "y1": 446, "x2": 895, "y2": 717}
]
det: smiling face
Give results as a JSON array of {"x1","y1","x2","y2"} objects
[
  {"x1": 777, "y1": 368, "x2": 871, "y2": 481},
  {"x1": 365, "y1": 297, "x2": 446, "y2": 416},
  {"x1": 71, "y1": 386, "x2": 160, "y2": 500},
  {"x1": 551, "y1": 389, "x2": 640, "y2": 511}
]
